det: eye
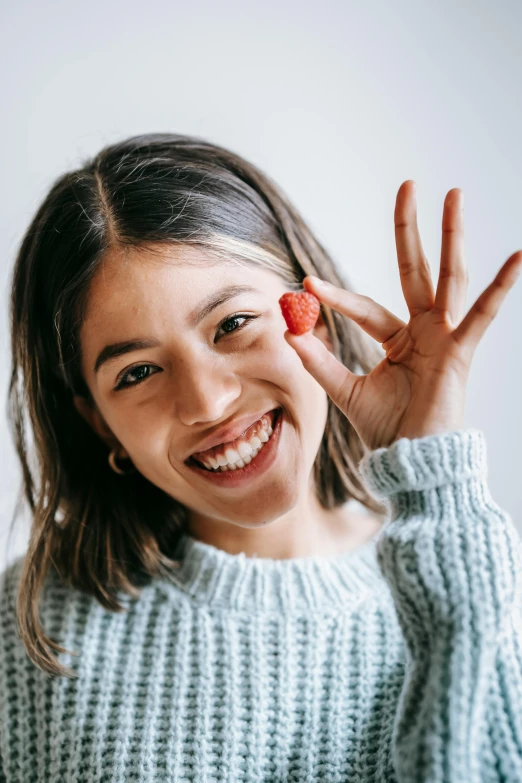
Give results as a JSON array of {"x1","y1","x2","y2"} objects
[
  {"x1": 114, "y1": 314, "x2": 257, "y2": 391},
  {"x1": 214, "y1": 313, "x2": 257, "y2": 342},
  {"x1": 114, "y1": 364, "x2": 161, "y2": 391}
]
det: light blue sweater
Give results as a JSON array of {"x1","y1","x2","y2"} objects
[{"x1": 1, "y1": 428, "x2": 522, "y2": 782}]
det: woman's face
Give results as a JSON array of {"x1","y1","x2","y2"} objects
[{"x1": 74, "y1": 243, "x2": 333, "y2": 530}]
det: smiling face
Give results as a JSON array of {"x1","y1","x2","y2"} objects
[{"x1": 74, "y1": 242, "x2": 333, "y2": 536}]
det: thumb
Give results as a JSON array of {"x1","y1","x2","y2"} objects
[{"x1": 284, "y1": 329, "x2": 359, "y2": 415}]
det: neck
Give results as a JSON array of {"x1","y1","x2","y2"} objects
[
  {"x1": 161, "y1": 520, "x2": 384, "y2": 612},
  {"x1": 185, "y1": 481, "x2": 383, "y2": 561}
]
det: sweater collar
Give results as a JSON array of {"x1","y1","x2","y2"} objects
[{"x1": 159, "y1": 527, "x2": 384, "y2": 612}]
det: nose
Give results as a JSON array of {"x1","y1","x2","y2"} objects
[{"x1": 175, "y1": 356, "x2": 242, "y2": 427}]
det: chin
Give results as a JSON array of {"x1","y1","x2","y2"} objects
[{"x1": 224, "y1": 478, "x2": 305, "y2": 527}]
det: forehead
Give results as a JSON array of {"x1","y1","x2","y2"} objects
[
  {"x1": 80, "y1": 243, "x2": 281, "y2": 331},
  {"x1": 86, "y1": 247, "x2": 258, "y2": 310}
]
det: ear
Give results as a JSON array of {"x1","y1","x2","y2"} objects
[
  {"x1": 311, "y1": 309, "x2": 334, "y2": 352},
  {"x1": 73, "y1": 395, "x2": 130, "y2": 459}
]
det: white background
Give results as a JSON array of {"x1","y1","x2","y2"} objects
[{"x1": 1, "y1": 0, "x2": 521, "y2": 567}]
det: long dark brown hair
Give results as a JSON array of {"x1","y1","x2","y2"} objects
[{"x1": 5, "y1": 132, "x2": 385, "y2": 678}]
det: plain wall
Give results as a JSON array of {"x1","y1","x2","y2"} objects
[{"x1": 1, "y1": 0, "x2": 521, "y2": 566}]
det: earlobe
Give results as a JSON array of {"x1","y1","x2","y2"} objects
[{"x1": 73, "y1": 395, "x2": 127, "y2": 455}]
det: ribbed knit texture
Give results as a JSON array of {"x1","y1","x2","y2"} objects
[{"x1": 1, "y1": 428, "x2": 522, "y2": 782}]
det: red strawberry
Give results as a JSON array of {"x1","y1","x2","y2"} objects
[{"x1": 279, "y1": 291, "x2": 320, "y2": 335}]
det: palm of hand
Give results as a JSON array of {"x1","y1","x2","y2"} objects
[
  {"x1": 345, "y1": 310, "x2": 468, "y2": 451},
  {"x1": 285, "y1": 181, "x2": 522, "y2": 451}
]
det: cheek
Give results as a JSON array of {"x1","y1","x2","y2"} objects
[
  {"x1": 250, "y1": 328, "x2": 328, "y2": 413},
  {"x1": 243, "y1": 327, "x2": 307, "y2": 383}
]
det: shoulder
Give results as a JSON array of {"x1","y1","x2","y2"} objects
[
  {"x1": 0, "y1": 555, "x2": 30, "y2": 691},
  {"x1": 0, "y1": 554, "x2": 25, "y2": 628},
  {"x1": 0, "y1": 553, "x2": 99, "y2": 669},
  {"x1": 0, "y1": 553, "x2": 25, "y2": 590},
  {"x1": 0, "y1": 552, "x2": 64, "y2": 619},
  {"x1": 0, "y1": 553, "x2": 186, "y2": 666}
]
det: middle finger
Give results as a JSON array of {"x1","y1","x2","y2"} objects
[
  {"x1": 434, "y1": 188, "x2": 468, "y2": 325},
  {"x1": 394, "y1": 180, "x2": 435, "y2": 317}
]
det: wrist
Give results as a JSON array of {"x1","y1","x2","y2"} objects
[
  {"x1": 358, "y1": 428, "x2": 486, "y2": 500},
  {"x1": 395, "y1": 419, "x2": 466, "y2": 445}
]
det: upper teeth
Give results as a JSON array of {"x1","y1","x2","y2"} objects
[{"x1": 199, "y1": 419, "x2": 274, "y2": 471}]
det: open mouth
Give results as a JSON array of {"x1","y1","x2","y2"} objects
[
  {"x1": 183, "y1": 406, "x2": 284, "y2": 487},
  {"x1": 186, "y1": 407, "x2": 282, "y2": 473}
]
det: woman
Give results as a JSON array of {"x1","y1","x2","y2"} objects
[{"x1": 0, "y1": 132, "x2": 521, "y2": 782}]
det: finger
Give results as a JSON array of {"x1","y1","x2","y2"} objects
[
  {"x1": 284, "y1": 329, "x2": 359, "y2": 415},
  {"x1": 394, "y1": 180, "x2": 435, "y2": 316},
  {"x1": 451, "y1": 251, "x2": 522, "y2": 358},
  {"x1": 434, "y1": 188, "x2": 468, "y2": 325},
  {"x1": 304, "y1": 276, "x2": 406, "y2": 344}
]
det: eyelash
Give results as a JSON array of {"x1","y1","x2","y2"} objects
[{"x1": 113, "y1": 314, "x2": 257, "y2": 391}]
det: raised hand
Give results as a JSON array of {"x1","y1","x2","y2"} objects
[{"x1": 284, "y1": 180, "x2": 522, "y2": 452}]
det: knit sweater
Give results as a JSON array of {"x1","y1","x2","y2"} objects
[{"x1": 1, "y1": 428, "x2": 521, "y2": 782}]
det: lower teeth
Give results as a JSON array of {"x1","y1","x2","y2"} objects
[
  {"x1": 213, "y1": 442, "x2": 264, "y2": 472},
  {"x1": 204, "y1": 422, "x2": 275, "y2": 472}
]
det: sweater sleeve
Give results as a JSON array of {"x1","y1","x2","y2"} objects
[{"x1": 358, "y1": 428, "x2": 522, "y2": 782}]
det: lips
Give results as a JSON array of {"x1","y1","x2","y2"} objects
[
  {"x1": 186, "y1": 407, "x2": 281, "y2": 462},
  {"x1": 185, "y1": 406, "x2": 284, "y2": 485}
]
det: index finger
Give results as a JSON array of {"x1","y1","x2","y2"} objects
[{"x1": 303, "y1": 276, "x2": 406, "y2": 344}]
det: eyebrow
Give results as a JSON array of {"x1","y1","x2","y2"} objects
[{"x1": 93, "y1": 283, "x2": 259, "y2": 375}]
